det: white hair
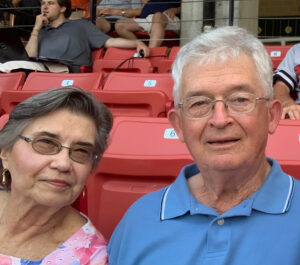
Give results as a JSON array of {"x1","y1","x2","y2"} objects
[{"x1": 172, "y1": 26, "x2": 273, "y2": 106}]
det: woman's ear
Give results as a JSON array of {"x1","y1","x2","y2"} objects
[{"x1": 0, "y1": 149, "x2": 9, "y2": 169}]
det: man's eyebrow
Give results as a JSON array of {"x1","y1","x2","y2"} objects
[{"x1": 183, "y1": 84, "x2": 254, "y2": 99}]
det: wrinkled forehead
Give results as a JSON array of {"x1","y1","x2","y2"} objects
[{"x1": 179, "y1": 54, "x2": 263, "y2": 98}]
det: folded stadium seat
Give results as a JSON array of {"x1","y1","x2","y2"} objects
[
  {"x1": 102, "y1": 71, "x2": 174, "y2": 115},
  {"x1": 0, "y1": 72, "x2": 26, "y2": 115},
  {"x1": 80, "y1": 48, "x2": 105, "y2": 72},
  {"x1": 92, "y1": 47, "x2": 154, "y2": 74},
  {"x1": 86, "y1": 116, "x2": 194, "y2": 240},
  {"x1": 103, "y1": 71, "x2": 174, "y2": 99},
  {"x1": 148, "y1": 46, "x2": 169, "y2": 72},
  {"x1": 0, "y1": 72, "x2": 104, "y2": 114},
  {"x1": 264, "y1": 45, "x2": 293, "y2": 71},
  {"x1": 91, "y1": 90, "x2": 170, "y2": 117},
  {"x1": 266, "y1": 119, "x2": 300, "y2": 180},
  {"x1": 157, "y1": 46, "x2": 180, "y2": 73}
]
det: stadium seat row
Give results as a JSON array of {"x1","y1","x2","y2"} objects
[
  {"x1": 86, "y1": 46, "x2": 179, "y2": 74},
  {"x1": 0, "y1": 71, "x2": 174, "y2": 117}
]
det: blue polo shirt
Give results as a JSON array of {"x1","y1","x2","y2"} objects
[{"x1": 108, "y1": 158, "x2": 300, "y2": 265}]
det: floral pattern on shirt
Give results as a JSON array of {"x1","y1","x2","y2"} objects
[{"x1": 0, "y1": 218, "x2": 108, "y2": 265}]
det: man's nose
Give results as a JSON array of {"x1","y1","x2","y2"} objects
[{"x1": 208, "y1": 101, "x2": 233, "y2": 128}]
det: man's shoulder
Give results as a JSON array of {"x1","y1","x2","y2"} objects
[{"x1": 125, "y1": 186, "x2": 169, "y2": 217}]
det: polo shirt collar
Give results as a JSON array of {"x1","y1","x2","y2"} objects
[
  {"x1": 252, "y1": 158, "x2": 294, "y2": 214},
  {"x1": 160, "y1": 158, "x2": 294, "y2": 220},
  {"x1": 160, "y1": 164, "x2": 197, "y2": 220},
  {"x1": 44, "y1": 19, "x2": 71, "y2": 31}
]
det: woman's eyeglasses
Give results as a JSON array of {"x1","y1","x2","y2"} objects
[{"x1": 19, "y1": 135, "x2": 97, "y2": 164}]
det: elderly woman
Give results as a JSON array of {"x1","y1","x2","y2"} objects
[{"x1": 0, "y1": 87, "x2": 112, "y2": 264}]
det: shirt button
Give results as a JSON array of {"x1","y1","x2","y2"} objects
[{"x1": 217, "y1": 218, "x2": 225, "y2": 226}]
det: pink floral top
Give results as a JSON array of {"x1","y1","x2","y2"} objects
[{"x1": 0, "y1": 217, "x2": 108, "y2": 265}]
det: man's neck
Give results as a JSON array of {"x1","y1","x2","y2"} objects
[
  {"x1": 187, "y1": 159, "x2": 271, "y2": 214},
  {"x1": 49, "y1": 15, "x2": 66, "y2": 28}
]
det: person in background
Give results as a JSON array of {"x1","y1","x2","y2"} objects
[
  {"x1": 96, "y1": 0, "x2": 144, "y2": 33},
  {"x1": 0, "y1": 87, "x2": 112, "y2": 264},
  {"x1": 108, "y1": 26, "x2": 300, "y2": 265},
  {"x1": 25, "y1": 0, "x2": 149, "y2": 72},
  {"x1": 273, "y1": 44, "x2": 300, "y2": 120},
  {"x1": 115, "y1": 0, "x2": 180, "y2": 47}
]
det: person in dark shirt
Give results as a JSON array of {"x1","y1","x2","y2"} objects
[
  {"x1": 115, "y1": 0, "x2": 180, "y2": 47},
  {"x1": 25, "y1": 0, "x2": 149, "y2": 72}
]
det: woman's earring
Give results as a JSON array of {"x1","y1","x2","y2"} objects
[
  {"x1": 82, "y1": 187, "x2": 86, "y2": 198},
  {"x1": 2, "y1": 169, "x2": 8, "y2": 186}
]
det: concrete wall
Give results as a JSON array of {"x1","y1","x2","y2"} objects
[{"x1": 180, "y1": 0, "x2": 259, "y2": 45}]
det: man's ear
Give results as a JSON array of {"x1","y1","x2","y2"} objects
[
  {"x1": 60, "y1": 6, "x2": 66, "y2": 14},
  {"x1": 268, "y1": 99, "x2": 282, "y2": 134},
  {"x1": 168, "y1": 108, "x2": 185, "y2": 143}
]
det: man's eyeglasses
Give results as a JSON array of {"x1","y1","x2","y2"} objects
[
  {"x1": 178, "y1": 92, "x2": 269, "y2": 118},
  {"x1": 19, "y1": 135, "x2": 97, "y2": 164}
]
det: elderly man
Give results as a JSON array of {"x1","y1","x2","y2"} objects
[
  {"x1": 108, "y1": 26, "x2": 300, "y2": 264},
  {"x1": 24, "y1": 0, "x2": 148, "y2": 72}
]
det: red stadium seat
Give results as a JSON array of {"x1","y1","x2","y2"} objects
[
  {"x1": 0, "y1": 72, "x2": 26, "y2": 115},
  {"x1": 1, "y1": 89, "x2": 169, "y2": 117},
  {"x1": 103, "y1": 72, "x2": 174, "y2": 100},
  {"x1": 22, "y1": 72, "x2": 104, "y2": 91},
  {"x1": 99, "y1": 47, "x2": 169, "y2": 73},
  {"x1": 0, "y1": 72, "x2": 104, "y2": 114},
  {"x1": 0, "y1": 72, "x2": 26, "y2": 92},
  {"x1": 93, "y1": 47, "x2": 155, "y2": 74},
  {"x1": 0, "y1": 114, "x2": 9, "y2": 130},
  {"x1": 148, "y1": 47, "x2": 169, "y2": 72},
  {"x1": 266, "y1": 119, "x2": 300, "y2": 180},
  {"x1": 86, "y1": 116, "x2": 193, "y2": 240},
  {"x1": 80, "y1": 48, "x2": 105, "y2": 72},
  {"x1": 92, "y1": 47, "x2": 105, "y2": 61},
  {"x1": 157, "y1": 46, "x2": 180, "y2": 73},
  {"x1": 92, "y1": 90, "x2": 170, "y2": 117},
  {"x1": 264, "y1": 45, "x2": 293, "y2": 70}
]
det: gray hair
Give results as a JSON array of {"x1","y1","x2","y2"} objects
[
  {"x1": 0, "y1": 87, "x2": 113, "y2": 188},
  {"x1": 172, "y1": 26, "x2": 273, "y2": 106}
]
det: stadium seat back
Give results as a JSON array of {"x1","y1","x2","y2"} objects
[
  {"x1": 264, "y1": 45, "x2": 293, "y2": 70},
  {"x1": 0, "y1": 72, "x2": 26, "y2": 92},
  {"x1": 103, "y1": 72, "x2": 174, "y2": 100},
  {"x1": 22, "y1": 72, "x2": 104, "y2": 91},
  {"x1": 86, "y1": 116, "x2": 193, "y2": 240},
  {"x1": 266, "y1": 119, "x2": 300, "y2": 180},
  {"x1": 92, "y1": 90, "x2": 170, "y2": 117},
  {"x1": 156, "y1": 46, "x2": 180, "y2": 73}
]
